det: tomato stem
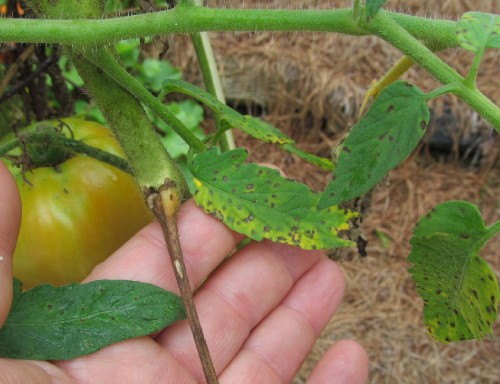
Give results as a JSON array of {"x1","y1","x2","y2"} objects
[{"x1": 148, "y1": 180, "x2": 219, "y2": 384}]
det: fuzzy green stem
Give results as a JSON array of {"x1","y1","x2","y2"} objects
[
  {"x1": 0, "y1": 7, "x2": 457, "y2": 50},
  {"x1": 464, "y1": 50, "x2": 484, "y2": 88},
  {"x1": 363, "y1": 10, "x2": 500, "y2": 131},
  {"x1": 68, "y1": 49, "x2": 189, "y2": 195},
  {"x1": 82, "y1": 47, "x2": 205, "y2": 154}
]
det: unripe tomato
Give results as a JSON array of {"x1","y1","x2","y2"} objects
[{"x1": 1, "y1": 118, "x2": 153, "y2": 289}]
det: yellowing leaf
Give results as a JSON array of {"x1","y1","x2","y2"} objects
[{"x1": 190, "y1": 148, "x2": 356, "y2": 250}]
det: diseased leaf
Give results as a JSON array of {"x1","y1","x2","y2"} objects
[
  {"x1": 318, "y1": 81, "x2": 429, "y2": 208},
  {"x1": 456, "y1": 12, "x2": 500, "y2": 53},
  {"x1": 365, "y1": 0, "x2": 387, "y2": 20},
  {"x1": 190, "y1": 148, "x2": 356, "y2": 250},
  {"x1": 0, "y1": 279, "x2": 185, "y2": 360},
  {"x1": 408, "y1": 201, "x2": 500, "y2": 342}
]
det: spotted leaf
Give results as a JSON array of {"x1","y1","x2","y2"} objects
[
  {"x1": 190, "y1": 148, "x2": 356, "y2": 250},
  {"x1": 318, "y1": 81, "x2": 429, "y2": 208},
  {"x1": 408, "y1": 201, "x2": 500, "y2": 342},
  {"x1": 456, "y1": 12, "x2": 500, "y2": 53}
]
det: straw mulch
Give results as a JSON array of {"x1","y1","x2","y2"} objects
[{"x1": 164, "y1": 1, "x2": 500, "y2": 382}]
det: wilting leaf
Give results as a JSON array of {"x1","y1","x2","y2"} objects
[
  {"x1": 408, "y1": 201, "x2": 500, "y2": 342},
  {"x1": 0, "y1": 279, "x2": 185, "y2": 360},
  {"x1": 190, "y1": 148, "x2": 356, "y2": 250},
  {"x1": 318, "y1": 81, "x2": 429, "y2": 208}
]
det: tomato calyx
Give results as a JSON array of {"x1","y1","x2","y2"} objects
[{"x1": 0, "y1": 121, "x2": 133, "y2": 177}]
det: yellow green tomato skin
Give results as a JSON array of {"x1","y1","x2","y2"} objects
[{"x1": 3, "y1": 119, "x2": 153, "y2": 289}]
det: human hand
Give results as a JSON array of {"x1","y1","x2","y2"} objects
[{"x1": 0, "y1": 161, "x2": 368, "y2": 383}]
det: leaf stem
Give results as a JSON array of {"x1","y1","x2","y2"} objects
[
  {"x1": 148, "y1": 180, "x2": 219, "y2": 384},
  {"x1": 464, "y1": 49, "x2": 484, "y2": 88},
  {"x1": 363, "y1": 10, "x2": 500, "y2": 131}
]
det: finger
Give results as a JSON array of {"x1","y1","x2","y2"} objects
[
  {"x1": 307, "y1": 340, "x2": 369, "y2": 384},
  {"x1": 218, "y1": 257, "x2": 345, "y2": 384},
  {"x1": 156, "y1": 241, "x2": 324, "y2": 382},
  {"x1": 84, "y1": 199, "x2": 243, "y2": 292},
  {"x1": 0, "y1": 162, "x2": 21, "y2": 326}
]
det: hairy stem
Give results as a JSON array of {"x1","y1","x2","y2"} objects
[
  {"x1": 83, "y1": 47, "x2": 206, "y2": 154},
  {"x1": 0, "y1": 7, "x2": 457, "y2": 50},
  {"x1": 68, "y1": 49, "x2": 190, "y2": 194},
  {"x1": 148, "y1": 180, "x2": 219, "y2": 384}
]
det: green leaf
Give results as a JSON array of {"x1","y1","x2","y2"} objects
[
  {"x1": 190, "y1": 148, "x2": 356, "y2": 250},
  {"x1": 139, "y1": 59, "x2": 182, "y2": 93},
  {"x1": 318, "y1": 81, "x2": 429, "y2": 208},
  {"x1": 157, "y1": 100, "x2": 205, "y2": 159},
  {"x1": 161, "y1": 79, "x2": 331, "y2": 169},
  {"x1": 162, "y1": 79, "x2": 293, "y2": 146},
  {"x1": 0, "y1": 279, "x2": 185, "y2": 360},
  {"x1": 408, "y1": 201, "x2": 500, "y2": 342},
  {"x1": 365, "y1": 0, "x2": 387, "y2": 20},
  {"x1": 456, "y1": 12, "x2": 500, "y2": 53}
]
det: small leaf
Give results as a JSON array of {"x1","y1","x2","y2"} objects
[
  {"x1": 0, "y1": 279, "x2": 185, "y2": 360},
  {"x1": 456, "y1": 12, "x2": 500, "y2": 53},
  {"x1": 190, "y1": 148, "x2": 356, "y2": 250},
  {"x1": 163, "y1": 79, "x2": 293, "y2": 145},
  {"x1": 365, "y1": 0, "x2": 387, "y2": 20},
  {"x1": 408, "y1": 201, "x2": 500, "y2": 342},
  {"x1": 318, "y1": 81, "x2": 429, "y2": 208}
]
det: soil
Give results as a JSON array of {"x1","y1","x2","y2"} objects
[{"x1": 164, "y1": 1, "x2": 500, "y2": 382}]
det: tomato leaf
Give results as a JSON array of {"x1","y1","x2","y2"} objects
[
  {"x1": 0, "y1": 279, "x2": 186, "y2": 360},
  {"x1": 456, "y1": 12, "x2": 500, "y2": 53},
  {"x1": 190, "y1": 148, "x2": 356, "y2": 250},
  {"x1": 162, "y1": 79, "x2": 292, "y2": 145},
  {"x1": 365, "y1": 0, "x2": 387, "y2": 20},
  {"x1": 318, "y1": 81, "x2": 429, "y2": 208},
  {"x1": 161, "y1": 80, "x2": 333, "y2": 169},
  {"x1": 156, "y1": 100, "x2": 205, "y2": 159},
  {"x1": 408, "y1": 201, "x2": 500, "y2": 342}
]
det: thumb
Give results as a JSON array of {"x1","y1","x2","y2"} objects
[{"x1": 0, "y1": 161, "x2": 21, "y2": 327}]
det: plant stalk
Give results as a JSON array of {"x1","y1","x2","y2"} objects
[
  {"x1": 148, "y1": 180, "x2": 219, "y2": 384},
  {"x1": 190, "y1": 27, "x2": 235, "y2": 151},
  {"x1": 0, "y1": 7, "x2": 457, "y2": 51}
]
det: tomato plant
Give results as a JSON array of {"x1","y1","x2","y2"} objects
[
  {"x1": 0, "y1": 118, "x2": 153, "y2": 289},
  {"x1": 0, "y1": 2, "x2": 498, "y2": 383}
]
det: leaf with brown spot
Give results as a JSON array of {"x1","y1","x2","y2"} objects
[
  {"x1": 190, "y1": 148, "x2": 356, "y2": 250},
  {"x1": 319, "y1": 81, "x2": 429, "y2": 208},
  {"x1": 408, "y1": 201, "x2": 500, "y2": 342}
]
